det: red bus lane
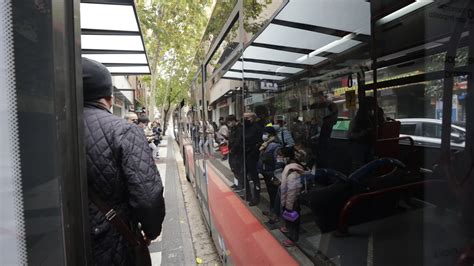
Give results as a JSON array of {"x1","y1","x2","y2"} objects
[{"x1": 207, "y1": 164, "x2": 299, "y2": 266}]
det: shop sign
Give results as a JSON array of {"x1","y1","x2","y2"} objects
[
  {"x1": 333, "y1": 71, "x2": 423, "y2": 97},
  {"x1": 260, "y1": 81, "x2": 279, "y2": 91},
  {"x1": 333, "y1": 84, "x2": 358, "y2": 97},
  {"x1": 244, "y1": 94, "x2": 263, "y2": 106},
  {"x1": 262, "y1": 92, "x2": 275, "y2": 100}
]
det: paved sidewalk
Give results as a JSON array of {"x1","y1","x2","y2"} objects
[
  {"x1": 148, "y1": 137, "x2": 195, "y2": 265},
  {"x1": 149, "y1": 133, "x2": 220, "y2": 266}
]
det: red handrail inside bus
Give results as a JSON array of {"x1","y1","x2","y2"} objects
[
  {"x1": 337, "y1": 179, "x2": 447, "y2": 234},
  {"x1": 377, "y1": 136, "x2": 415, "y2": 146}
]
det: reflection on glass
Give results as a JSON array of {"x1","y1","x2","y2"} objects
[
  {"x1": 204, "y1": 0, "x2": 474, "y2": 265},
  {"x1": 243, "y1": 0, "x2": 285, "y2": 44},
  {"x1": 207, "y1": 21, "x2": 240, "y2": 79},
  {"x1": 199, "y1": 0, "x2": 238, "y2": 60}
]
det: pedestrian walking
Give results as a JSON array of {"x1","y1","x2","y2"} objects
[
  {"x1": 217, "y1": 118, "x2": 229, "y2": 160},
  {"x1": 138, "y1": 116, "x2": 159, "y2": 160},
  {"x1": 227, "y1": 115, "x2": 244, "y2": 190},
  {"x1": 205, "y1": 121, "x2": 215, "y2": 155}
]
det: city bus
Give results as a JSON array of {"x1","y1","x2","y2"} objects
[{"x1": 176, "y1": 0, "x2": 474, "y2": 265}]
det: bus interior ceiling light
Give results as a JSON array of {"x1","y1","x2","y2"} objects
[
  {"x1": 297, "y1": 33, "x2": 356, "y2": 62},
  {"x1": 377, "y1": 0, "x2": 434, "y2": 25}
]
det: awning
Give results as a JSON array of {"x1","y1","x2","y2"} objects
[
  {"x1": 80, "y1": 0, "x2": 151, "y2": 75},
  {"x1": 112, "y1": 76, "x2": 134, "y2": 104},
  {"x1": 223, "y1": 0, "x2": 371, "y2": 82}
]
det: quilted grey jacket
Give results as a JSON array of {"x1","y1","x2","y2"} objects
[{"x1": 84, "y1": 102, "x2": 165, "y2": 265}]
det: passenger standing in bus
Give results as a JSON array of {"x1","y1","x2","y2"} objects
[
  {"x1": 82, "y1": 58, "x2": 165, "y2": 265},
  {"x1": 216, "y1": 117, "x2": 229, "y2": 160},
  {"x1": 244, "y1": 112, "x2": 263, "y2": 206},
  {"x1": 227, "y1": 115, "x2": 244, "y2": 190},
  {"x1": 313, "y1": 92, "x2": 338, "y2": 168},
  {"x1": 348, "y1": 96, "x2": 386, "y2": 170}
]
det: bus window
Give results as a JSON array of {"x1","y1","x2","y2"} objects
[
  {"x1": 400, "y1": 124, "x2": 417, "y2": 136},
  {"x1": 195, "y1": 0, "x2": 474, "y2": 265}
]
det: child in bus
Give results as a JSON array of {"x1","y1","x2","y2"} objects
[{"x1": 278, "y1": 147, "x2": 308, "y2": 247}]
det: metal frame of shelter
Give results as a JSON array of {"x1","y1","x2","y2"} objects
[{"x1": 80, "y1": 0, "x2": 151, "y2": 75}]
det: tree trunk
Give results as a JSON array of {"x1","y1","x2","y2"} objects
[
  {"x1": 163, "y1": 110, "x2": 169, "y2": 134},
  {"x1": 162, "y1": 96, "x2": 172, "y2": 134}
]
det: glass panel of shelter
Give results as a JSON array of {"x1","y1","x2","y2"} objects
[{"x1": 220, "y1": 0, "x2": 474, "y2": 265}]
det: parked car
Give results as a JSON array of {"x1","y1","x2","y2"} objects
[{"x1": 398, "y1": 118, "x2": 466, "y2": 148}]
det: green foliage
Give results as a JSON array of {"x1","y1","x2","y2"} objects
[
  {"x1": 425, "y1": 47, "x2": 468, "y2": 98},
  {"x1": 136, "y1": 0, "x2": 274, "y2": 129},
  {"x1": 200, "y1": 0, "x2": 274, "y2": 79},
  {"x1": 137, "y1": 0, "x2": 212, "y2": 112}
]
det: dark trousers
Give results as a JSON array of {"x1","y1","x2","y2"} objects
[
  {"x1": 317, "y1": 137, "x2": 331, "y2": 168},
  {"x1": 285, "y1": 202, "x2": 301, "y2": 242},
  {"x1": 272, "y1": 187, "x2": 281, "y2": 216},
  {"x1": 229, "y1": 152, "x2": 244, "y2": 189},
  {"x1": 262, "y1": 171, "x2": 278, "y2": 209},
  {"x1": 317, "y1": 123, "x2": 333, "y2": 168},
  {"x1": 245, "y1": 152, "x2": 260, "y2": 201}
]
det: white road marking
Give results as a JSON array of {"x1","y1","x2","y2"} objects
[
  {"x1": 367, "y1": 233, "x2": 374, "y2": 266},
  {"x1": 150, "y1": 251, "x2": 162, "y2": 266}
]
